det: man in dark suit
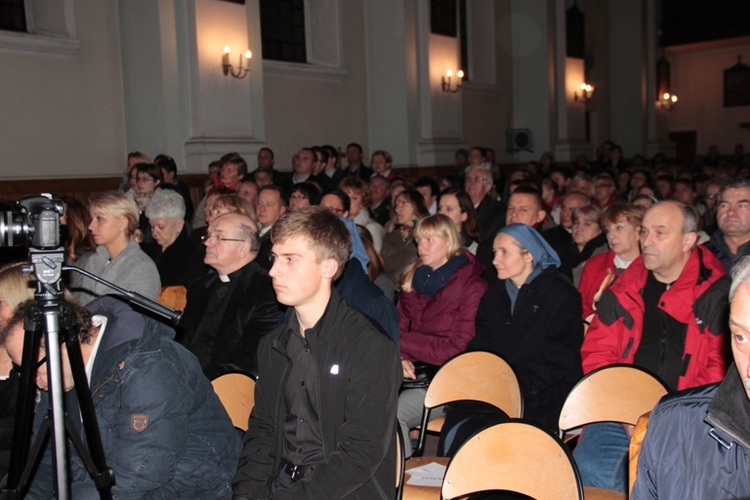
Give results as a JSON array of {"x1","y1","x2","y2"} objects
[
  {"x1": 179, "y1": 212, "x2": 280, "y2": 378},
  {"x1": 466, "y1": 165, "x2": 506, "y2": 241}
]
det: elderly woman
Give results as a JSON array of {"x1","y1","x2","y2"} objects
[
  {"x1": 578, "y1": 204, "x2": 645, "y2": 322},
  {"x1": 339, "y1": 176, "x2": 385, "y2": 252},
  {"x1": 396, "y1": 214, "x2": 487, "y2": 456},
  {"x1": 437, "y1": 188, "x2": 480, "y2": 254},
  {"x1": 570, "y1": 205, "x2": 608, "y2": 286},
  {"x1": 142, "y1": 189, "x2": 205, "y2": 288},
  {"x1": 381, "y1": 190, "x2": 429, "y2": 286},
  {"x1": 70, "y1": 191, "x2": 160, "y2": 305}
]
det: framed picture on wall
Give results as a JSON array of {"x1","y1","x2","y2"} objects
[
  {"x1": 431, "y1": 0, "x2": 456, "y2": 37},
  {"x1": 724, "y1": 56, "x2": 750, "y2": 107}
]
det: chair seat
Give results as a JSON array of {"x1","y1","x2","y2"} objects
[
  {"x1": 583, "y1": 486, "x2": 627, "y2": 500},
  {"x1": 402, "y1": 456, "x2": 449, "y2": 500}
]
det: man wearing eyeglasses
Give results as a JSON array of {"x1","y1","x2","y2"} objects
[
  {"x1": 179, "y1": 212, "x2": 280, "y2": 379},
  {"x1": 465, "y1": 164, "x2": 506, "y2": 241}
]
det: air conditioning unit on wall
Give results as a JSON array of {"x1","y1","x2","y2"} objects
[{"x1": 505, "y1": 129, "x2": 534, "y2": 153}]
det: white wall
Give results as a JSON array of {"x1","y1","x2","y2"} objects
[{"x1": 0, "y1": 0, "x2": 126, "y2": 179}]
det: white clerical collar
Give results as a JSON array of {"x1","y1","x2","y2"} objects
[{"x1": 219, "y1": 274, "x2": 230, "y2": 283}]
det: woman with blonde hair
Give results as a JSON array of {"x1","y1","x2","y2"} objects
[
  {"x1": 396, "y1": 214, "x2": 487, "y2": 456},
  {"x1": 70, "y1": 191, "x2": 160, "y2": 305},
  {"x1": 0, "y1": 262, "x2": 35, "y2": 477}
]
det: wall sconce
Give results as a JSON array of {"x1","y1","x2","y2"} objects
[
  {"x1": 222, "y1": 45, "x2": 252, "y2": 79},
  {"x1": 442, "y1": 69, "x2": 464, "y2": 93},
  {"x1": 658, "y1": 92, "x2": 678, "y2": 111},
  {"x1": 574, "y1": 83, "x2": 594, "y2": 104}
]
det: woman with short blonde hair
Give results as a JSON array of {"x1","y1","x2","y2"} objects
[{"x1": 70, "y1": 191, "x2": 160, "y2": 305}]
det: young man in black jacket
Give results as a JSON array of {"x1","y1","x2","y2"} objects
[{"x1": 233, "y1": 206, "x2": 401, "y2": 499}]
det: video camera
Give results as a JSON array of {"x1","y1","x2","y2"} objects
[{"x1": 0, "y1": 194, "x2": 64, "y2": 249}]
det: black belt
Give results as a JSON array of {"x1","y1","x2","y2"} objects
[{"x1": 281, "y1": 462, "x2": 314, "y2": 482}]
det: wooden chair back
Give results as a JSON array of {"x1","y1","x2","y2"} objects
[
  {"x1": 211, "y1": 372, "x2": 256, "y2": 431},
  {"x1": 413, "y1": 351, "x2": 523, "y2": 456},
  {"x1": 442, "y1": 420, "x2": 584, "y2": 500},
  {"x1": 558, "y1": 364, "x2": 668, "y2": 435},
  {"x1": 628, "y1": 412, "x2": 651, "y2": 495},
  {"x1": 156, "y1": 285, "x2": 187, "y2": 312},
  {"x1": 395, "y1": 425, "x2": 405, "y2": 499}
]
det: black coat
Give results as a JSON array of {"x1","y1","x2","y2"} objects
[
  {"x1": 179, "y1": 261, "x2": 281, "y2": 378},
  {"x1": 142, "y1": 227, "x2": 207, "y2": 288},
  {"x1": 475, "y1": 195, "x2": 507, "y2": 242},
  {"x1": 233, "y1": 290, "x2": 401, "y2": 499},
  {"x1": 468, "y1": 266, "x2": 583, "y2": 430}
]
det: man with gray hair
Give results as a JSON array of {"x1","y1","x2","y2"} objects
[
  {"x1": 179, "y1": 212, "x2": 280, "y2": 378},
  {"x1": 705, "y1": 177, "x2": 750, "y2": 272},
  {"x1": 632, "y1": 255, "x2": 750, "y2": 498},
  {"x1": 464, "y1": 165, "x2": 506, "y2": 240},
  {"x1": 575, "y1": 201, "x2": 730, "y2": 492}
]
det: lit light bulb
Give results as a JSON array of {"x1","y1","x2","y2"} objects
[
  {"x1": 224, "y1": 45, "x2": 231, "y2": 54},
  {"x1": 245, "y1": 50, "x2": 252, "y2": 60}
]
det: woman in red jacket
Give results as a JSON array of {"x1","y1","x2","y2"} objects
[
  {"x1": 396, "y1": 214, "x2": 487, "y2": 456},
  {"x1": 578, "y1": 204, "x2": 645, "y2": 323}
]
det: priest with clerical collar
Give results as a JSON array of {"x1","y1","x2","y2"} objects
[{"x1": 178, "y1": 212, "x2": 280, "y2": 379}]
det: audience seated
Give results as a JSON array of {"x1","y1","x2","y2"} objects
[
  {"x1": 339, "y1": 177, "x2": 385, "y2": 252},
  {"x1": 58, "y1": 195, "x2": 96, "y2": 264},
  {"x1": 380, "y1": 189, "x2": 429, "y2": 286},
  {"x1": 141, "y1": 189, "x2": 206, "y2": 288},
  {"x1": 705, "y1": 178, "x2": 750, "y2": 272},
  {"x1": 576, "y1": 201, "x2": 729, "y2": 492},
  {"x1": 465, "y1": 164, "x2": 506, "y2": 241},
  {"x1": 342, "y1": 142, "x2": 373, "y2": 180},
  {"x1": 70, "y1": 191, "x2": 160, "y2": 305},
  {"x1": 397, "y1": 214, "x2": 487, "y2": 457},
  {"x1": 288, "y1": 182, "x2": 321, "y2": 211},
  {"x1": 356, "y1": 225, "x2": 394, "y2": 301},
  {"x1": 179, "y1": 212, "x2": 280, "y2": 379},
  {"x1": 369, "y1": 174, "x2": 391, "y2": 226},
  {"x1": 632, "y1": 256, "x2": 750, "y2": 498},
  {"x1": 255, "y1": 185, "x2": 288, "y2": 270},
  {"x1": 437, "y1": 187, "x2": 480, "y2": 254},
  {"x1": 578, "y1": 204, "x2": 644, "y2": 322},
  {"x1": 570, "y1": 205, "x2": 607, "y2": 286},
  {"x1": 440, "y1": 224, "x2": 582, "y2": 455}
]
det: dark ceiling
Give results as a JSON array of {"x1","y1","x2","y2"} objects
[{"x1": 661, "y1": 0, "x2": 750, "y2": 46}]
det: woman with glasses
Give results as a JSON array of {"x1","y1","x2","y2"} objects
[
  {"x1": 70, "y1": 191, "x2": 160, "y2": 305},
  {"x1": 380, "y1": 190, "x2": 429, "y2": 286},
  {"x1": 288, "y1": 183, "x2": 321, "y2": 211},
  {"x1": 134, "y1": 163, "x2": 163, "y2": 212}
]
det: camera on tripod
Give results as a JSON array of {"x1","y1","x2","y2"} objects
[{"x1": 0, "y1": 194, "x2": 64, "y2": 249}]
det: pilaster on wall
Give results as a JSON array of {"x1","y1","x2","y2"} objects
[{"x1": 118, "y1": 0, "x2": 267, "y2": 173}]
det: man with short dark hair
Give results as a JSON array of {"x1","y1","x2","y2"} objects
[
  {"x1": 543, "y1": 191, "x2": 591, "y2": 281},
  {"x1": 369, "y1": 175, "x2": 391, "y2": 226},
  {"x1": 1, "y1": 296, "x2": 241, "y2": 498},
  {"x1": 255, "y1": 185, "x2": 288, "y2": 270},
  {"x1": 632, "y1": 255, "x2": 750, "y2": 498},
  {"x1": 233, "y1": 207, "x2": 400, "y2": 498},
  {"x1": 343, "y1": 142, "x2": 373, "y2": 180},
  {"x1": 705, "y1": 178, "x2": 750, "y2": 272},
  {"x1": 575, "y1": 201, "x2": 730, "y2": 492}
]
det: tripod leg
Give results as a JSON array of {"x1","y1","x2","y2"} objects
[
  {"x1": 3, "y1": 306, "x2": 44, "y2": 498},
  {"x1": 60, "y1": 302, "x2": 114, "y2": 499},
  {"x1": 42, "y1": 307, "x2": 71, "y2": 500}
]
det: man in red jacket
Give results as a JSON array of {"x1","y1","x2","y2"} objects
[{"x1": 574, "y1": 201, "x2": 730, "y2": 492}]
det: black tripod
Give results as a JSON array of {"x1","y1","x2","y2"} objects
[{"x1": 1, "y1": 248, "x2": 181, "y2": 500}]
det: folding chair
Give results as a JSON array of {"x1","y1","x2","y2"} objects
[{"x1": 211, "y1": 372, "x2": 256, "y2": 431}]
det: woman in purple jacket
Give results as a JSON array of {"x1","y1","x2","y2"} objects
[{"x1": 396, "y1": 214, "x2": 487, "y2": 456}]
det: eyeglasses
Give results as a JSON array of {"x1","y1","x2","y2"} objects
[
  {"x1": 323, "y1": 205, "x2": 344, "y2": 215},
  {"x1": 395, "y1": 200, "x2": 412, "y2": 208},
  {"x1": 201, "y1": 234, "x2": 246, "y2": 244}
]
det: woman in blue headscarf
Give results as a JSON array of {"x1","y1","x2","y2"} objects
[{"x1": 439, "y1": 224, "x2": 584, "y2": 455}]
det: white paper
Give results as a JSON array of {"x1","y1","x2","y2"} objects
[{"x1": 405, "y1": 461, "x2": 447, "y2": 487}]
